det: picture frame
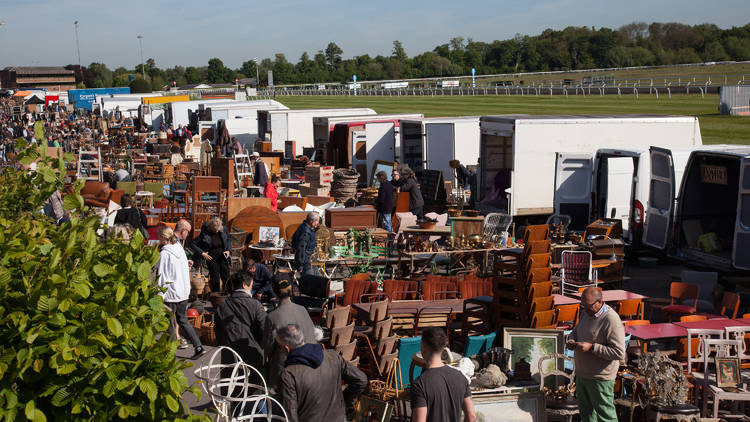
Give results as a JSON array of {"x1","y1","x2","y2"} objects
[
  {"x1": 370, "y1": 160, "x2": 396, "y2": 188},
  {"x1": 503, "y1": 328, "x2": 565, "y2": 384},
  {"x1": 258, "y1": 226, "x2": 280, "y2": 244},
  {"x1": 472, "y1": 390, "x2": 546, "y2": 422},
  {"x1": 716, "y1": 357, "x2": 741, "y2": 388}
]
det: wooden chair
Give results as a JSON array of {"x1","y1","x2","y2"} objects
[
  {"x1": 716, "y1": 291, "x2": 741, "y2": 319},
  {"x1": 325, "y1": 306, "x2": 350, "y2": 329},
  {"x1": 383, "y1": 279, "x2": 421, "y2": 300},
  {"x1": 334, "y1": 278, "x2": 378, "y2": 307},
  {"x1": 526, "y1": 267, "x2": 552, "y2": 284},
  {"x1": 414, "y1": 307, "x2": 452, "y2": 336},
  {"x1": 524, "y1": 224, "x2": 551, "y2": 242},
  {"x1": 529, "y1": 296, "x2": 555, "y2": 315},
  {"x1": 367, "y1": 299, "x2": 389, "y2": 323},
  {"x1": 743, "y1": 313, "x2": 750, "y2": 319},
  {"x1": 661, "y1": 282, "x2": 700, "y2": 320},
  {"x1": 680, "y1": 315, "x2": 707, "y2": 323},
  {"x1": 458, "y1": 297, "x2": 494, "y2": 340},
  {"x1": 330, "y1": 323, "x2": 355, "y2": 347},
  {"x1": 528, "y1": 281, "x2": 554, "y2": 300},
  {"x1": 389, "y1": 308, "x2": 418, "y2": 336},
  {"x1": 335, "y1": 340, "x2": 357, "y2": 361},
  {"x1": 724, "y1": 326, "x2": 750, "y2": 368},
  {"x1": 531, "y1": 309, "x2": 558, "y2": 329},
  {"x1": 624, "y1": 319, "x2": 651, "y2": 327},
  {"x1": 556, "y1": 304, "x2": 580, "y2": 330},
  {"x1": 617, "y1": 299, "x2": 644, "y2": 321}
]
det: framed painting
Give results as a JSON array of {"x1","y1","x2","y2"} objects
[
  {"x1": 716, "y1": 357, "x2": 741, "y2": 389},
  {"x1": 503, "y1": 328, "x2": 565, "y2": 384},
  {"x1": 370, "y1": 160, "x2": 396, "y2": 188}
]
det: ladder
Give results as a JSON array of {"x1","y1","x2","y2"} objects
[
  {"x1": 233, "y1": 154, "x2": 253, "y2": 190},
  {"x1": 76, "y1": 148, "x2": 103, "y2": 181}
]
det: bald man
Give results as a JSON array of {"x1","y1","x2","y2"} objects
[{"x1": 566, "y1": 287, "x2": 625, "y2": 422}]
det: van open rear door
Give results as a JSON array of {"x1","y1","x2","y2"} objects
[
  {"x1": 554, "y1": 153, "x2": 593, "y2": 230},
  {"x1": 643, "y1": 147, "x2": 675, "y2": 249},
  {"x1": 733, "y1": 157, "x2": 750, "y2": 270}
]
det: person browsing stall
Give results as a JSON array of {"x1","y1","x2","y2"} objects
[
  {"x1": 291, "y1": 212, "x2": 320, "y2": 276},
  {"x1": 247, "y1": 258, "x2": 275, "y2": 301},
  {"x1": 375, "y1": 170, "x2": 394, "y2": 232},
  {"x1": 567, "y1": 286, "x2": 625, "y2": 422},
  {"x1": 265, "y1": 174, "x2": 283, "y2": 212},
  {"x1": 411, "y1": 327, "x2": 475, "y2": 422},
  {"x1": 391, "y1": 166, "x2": 425, "y2": 220},
  {"x1": 191, "y1": 216, "x2": 231, "y2": 293}
]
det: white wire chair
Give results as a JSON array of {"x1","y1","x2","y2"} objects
[
  {"x1": 483, "y1": 212, "x2": 512, "y2": 241},
  {"x1": 194, "y1": 346, "x2": 287, "y2": 421}
]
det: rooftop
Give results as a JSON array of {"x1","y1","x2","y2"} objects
[{"x1": 2, "y1": 66, "x2": 74, "y2": 75}]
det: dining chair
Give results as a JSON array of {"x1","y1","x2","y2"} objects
[{"x1": 661, "y1": 282, "x2": 700, "y2": 321}]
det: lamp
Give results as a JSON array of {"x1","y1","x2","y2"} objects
[{"x1": 604, "y1": 235, "x2": 618, "y2": 262}]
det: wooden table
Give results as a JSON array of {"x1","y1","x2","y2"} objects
[
  {"x1": 571, "y1": 289, "x2": 647, "y2": 302},
  {"x1": 401, "y1": 225, "x2": 452, "y2": 236},
  {"x1": 399, "y1": 248, "x2": 495, "y2": 276},
  {"x1": 352, "y1": 299, "x2": 465, "y2": 322},
  {"x1": 246, "y1": 244, "x2": 282, "y2": 264}
]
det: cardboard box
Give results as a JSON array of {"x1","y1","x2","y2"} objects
[
  {"x1": 299, "y1": 184, "x2": 330, "y2": 197},
  {"x1": 305, "y1": 165, "x2": 334, "y2": 186}
]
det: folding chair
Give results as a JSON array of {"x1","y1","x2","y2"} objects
[{"x1": 560, "y1": 250, "x2": 596, "y2": 296}]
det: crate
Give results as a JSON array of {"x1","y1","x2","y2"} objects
[
  {"x1": 305, "y1": 165, "x2": 334, "y2": 186},
  {"x1": 299, "y1": 184, "x2": 330, "y2": 197}
]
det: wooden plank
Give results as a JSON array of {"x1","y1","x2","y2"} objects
[{"x1": 278, "y1": 196, "x2": 308, "y2": 210}]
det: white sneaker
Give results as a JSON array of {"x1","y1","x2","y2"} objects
[{"x1": 178, "y1": 338, "x2": 189, "y2": 349}]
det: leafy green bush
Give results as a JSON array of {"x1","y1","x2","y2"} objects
[
  {"x1": 0, "y1": 143, "x2": 208, "y2": 421},
  {"x1": 129, "y1": 78, "x2": 151, "y2": 94}
]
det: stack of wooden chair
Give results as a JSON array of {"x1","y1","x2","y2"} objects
[{"x1": 491, "y1": 224, "x2": 553, "y2": 328}]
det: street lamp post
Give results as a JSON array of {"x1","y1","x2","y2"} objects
[
  {"x1": 253, "y1": 57, "x2": 260, "y2": 89},
  {"x1": 74, "y1": 21, "x2": 82, "y2": 83},
  {"x1": 137, "y1": 35, "x2": 145, "y2": 80}
]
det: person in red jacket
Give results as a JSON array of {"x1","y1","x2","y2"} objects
[{"x1": 265, "y1": 174, "x2": 282, "y2": 212}]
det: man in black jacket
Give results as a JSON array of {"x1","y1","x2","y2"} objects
[
  {"x1": 392, "y1": 167, "x2": 425, "y2": 219},
  {"x1": 214, "y1": 271, "x2": 268, "y2": 369},
  {"x1": 247, "y1": 259, "x2": 275, "y2": 301},
  {"x1": 375, "y1": 171, "x2": 394, "y2": 232},
  {"x1": 277, "y1": 324, "x2": 367, "y2": 422},
  {"x1": 291, "y1": 212, "x2": 320, "y2": 276}
]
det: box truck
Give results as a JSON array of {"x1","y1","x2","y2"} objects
[
  {"x1": 169, "y1": 99, "x2": 285, "y2": 130},
  {"x1": 197, "y1": 100, "x2": 288, "y2": 150},
  {"x1": 313, "y1": 113, "x2": 423, "y2": 161},
  {"x1": 477, "y1": 115, "x2": 703, "y2": 232},
  {"x1": 401, "y1": 117, "x2": 480, "y2": 182},
  {"x1": 643, "y1": 145, "x2": 750, "y2": 272},
  {"x1": 257, "y1": 108, "x2": 375, "y2": 156}
]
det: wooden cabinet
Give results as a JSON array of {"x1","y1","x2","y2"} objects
[
  {"x1": 325, "y1": 207, "x2": 377, "y2": 230},
  {"x1": 449, "y1": 216, "x2": 484, "y2": 239}
]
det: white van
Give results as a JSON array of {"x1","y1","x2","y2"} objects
[{"x1": 643, "y1": 145, "x2": 750, "y2": 272}]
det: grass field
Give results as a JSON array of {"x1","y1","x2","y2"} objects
[{"x1": 277, "y1": 94, "x2": 749, "y2": 145}]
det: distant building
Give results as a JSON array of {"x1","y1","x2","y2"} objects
[{"x1": 0, "y1": 66, "x2": 76, "y2": 92}]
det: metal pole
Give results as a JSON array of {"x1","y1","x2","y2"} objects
[
  {"x1": 137, "y1": 35, "x2": 145, "y2": 80},
  {"x1": 74, "y1": 21, "x2": 81, "y2": 83},
  {"x1": 253, "y1": 58, "x2": 259, "y2": 90}
]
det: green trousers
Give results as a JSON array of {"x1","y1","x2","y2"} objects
[{"x1": 576, "y1": 377, "x2": 618, "y2": 422}]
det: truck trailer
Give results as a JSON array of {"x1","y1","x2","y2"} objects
[
  {"x1": 257, "y1": 108, "x2": 375, "y2": 156},
  {"x1": 477, "y1": 114, "x2": 703, "y2": 232}
]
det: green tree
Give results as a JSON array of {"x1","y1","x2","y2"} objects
[
  {"x1": 392, "y1": 40, "x2": 408, "y2": 62},
  {"x1": 184, "y1": 66, "x2": 203, "y2": 84},
  {"x1": 129, "y1": 78, "x2": 151, "y2": 93},
  {"x1": 207, "y1": 58, "x2": 231, "y2": 83},
  {"x1": 325, "y1": 42, "x2": 343, "y2": 69},
  {"x1": 0, "y1": 143, "x2": 208, "y2": 421},
  {"x1": 87, "y1": 63, "x2": 113, "y2": 87}
]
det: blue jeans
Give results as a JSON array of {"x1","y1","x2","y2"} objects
[{"x1": 379, "y1": 213, "x2": 393, "y2": 232}]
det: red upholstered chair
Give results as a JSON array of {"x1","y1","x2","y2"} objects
[
  {"x1": 661, "y1": 282, "x2": 700, "y2": 320},
  {"x1": 422, "y1": 276, "x2": 460, "y2": 301},
  {"x1": 458, "y1": 273, "x2": 493, "y2": 299},
  {"x1": 382, "y1": 279, "x2": 421, "y2": 300},
  {"x1": 334, "y1": 278, "x2": 378, "y2": 307}
]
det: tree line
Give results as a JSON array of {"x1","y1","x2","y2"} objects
[{"x1": 71, "y1": 21, "x2": 750, "y2": 90}]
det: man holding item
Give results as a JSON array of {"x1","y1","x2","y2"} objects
[
  {"x1": 374, "y1": 170, "x2": 394, "y2": 232},
  {"x1": 567, "y1": 287, "x2": 625, "y2": 422}
]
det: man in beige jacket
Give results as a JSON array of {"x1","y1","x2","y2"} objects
[{"x1": 567, "y1": 287, "x2": 625, "y2": 422}]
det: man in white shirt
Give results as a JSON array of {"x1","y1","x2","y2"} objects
[{"x1": 158, "y1": 223, "x2": 205, "y2": 358}]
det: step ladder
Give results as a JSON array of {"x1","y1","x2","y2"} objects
[
  {"x1": 76, "y1": 148, "x2": 102, "y2": 181},
  {"x1": 233, "y1": 154, "x2": 253, "y2": 190}
]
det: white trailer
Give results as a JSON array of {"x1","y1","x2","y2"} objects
[
  {"x1": 198, "y1": 100, "x2": 288, "y2": 150},
  {"x1": 313, "y1": 113, "x2": 422, "y2": 155},
  {"x1": 257, "y1": 108, "x2": 375, "y2": 156},
  {"x1": 400, "y1": 117, "x2": 480, "y2": 182},
  {"x1": 644, "y1": 145, "x2": 750, "y2": 272},
  {"x1": 170, "y1": 99, "x2": 285, "y2": 129},
  {"x1": 477, "y1": 115, "x2": 703, "y2": 232}
]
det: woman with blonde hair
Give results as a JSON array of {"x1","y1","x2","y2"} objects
[{"x1": 191, "y1": 216, "x2": 231, "y2": 293}]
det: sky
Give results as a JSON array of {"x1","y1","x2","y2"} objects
[{"x1": 0, "y1": 0, "x2": 748, "y2": 70}]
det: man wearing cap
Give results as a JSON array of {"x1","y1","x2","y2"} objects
[
  {"x1": 291, "y1": 212, "x2": 320, "y2": 276},
  {"x1": 263, "y1": 273, "x2": 317, "y2": 392},
  {"x1": 251, "y1": 152, "x2": 268, "y2": 191}
]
